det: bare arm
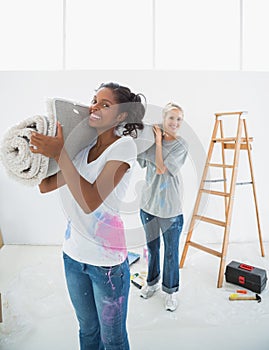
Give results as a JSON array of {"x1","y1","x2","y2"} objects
[
  {"x1": 57, "y1": 148, "x2": 129, "y2": 213},
  {"x1": 30, "y1": 121, "x2": 66, "y2": 193},
  {"x1": 30, "y1": 122, "x2": 130, "y2": 213},
  {"x1": 38, "y1": 171, "x2": 66, "y2": 193},
  {"x1": 153, "y1": 124, "x2": 167, "y2": 174}
]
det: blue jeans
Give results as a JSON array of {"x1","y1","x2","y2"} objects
[
  {"x1": 63, "y1": 253, "x2": 130, "y2": 350},
  {"x1": 140, "y1": 209, "x2": 184, "y2": 294}
]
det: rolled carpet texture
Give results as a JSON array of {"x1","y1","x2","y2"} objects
[{"x1": 0, "y1": 113, "x2": 57, "y2": 186}]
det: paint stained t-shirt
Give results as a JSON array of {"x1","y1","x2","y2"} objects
[
  {"x1": 62, "y1": 136, "x2": 136, "y2": 266},
  {"x1": 138, "y1": 137, "x2": 188, "y2": 218}
]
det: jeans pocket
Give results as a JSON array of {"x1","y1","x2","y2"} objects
[{"x1": 169, "y1": 214, "x2": 184, "y2": 229}]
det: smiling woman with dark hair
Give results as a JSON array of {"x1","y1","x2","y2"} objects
[{"x1": 30, "y1": 82, "x2": 146, "y2": 350}]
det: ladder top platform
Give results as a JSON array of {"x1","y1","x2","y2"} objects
[
  {"x1": 212, "y1": 137, "x2": 253, "y2": 143},
  {"x1": 215, "y1": 111, "x2": 248, "y2": 117}
]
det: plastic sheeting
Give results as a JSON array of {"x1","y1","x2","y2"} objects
[
  {"x1": 0, "y1": 243, "x2": 269, "y2": 350},
  {"x1": 0, "y1": 258, "x2": 70, "y2": 348}
]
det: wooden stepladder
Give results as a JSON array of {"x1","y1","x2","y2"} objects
[{"x1": 180, "y1": 111, "x2": 265, "y2": 288}]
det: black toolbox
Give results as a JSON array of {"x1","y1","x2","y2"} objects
[{"x1": 225, "y1": 261, "x2": 267, "y2": 293}]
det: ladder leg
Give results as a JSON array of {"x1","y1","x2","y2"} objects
[
  {"x1": 179, "y1": 217, "x2": 196, "y2": 268},
  {"x1": 217, "y1": 226, "x2": 231, "y2": 287},
  {"x1": 180, "y1": 172, "x2": 210, "y2": 268},
  {"x1": 217, "y1": 120, "x2": 229, "y2": 287},
  {"x1": 180, "y1": 119, "x2": 220, "y2": 268},
  {"x1": 217, "y1": 117, "x2": 243, "y2": 287},
  {"x1": 220, "y1": 120, "x2": 229, "y2": 217},
  {"x1": 243, "y1": 119, "x2": 265, "y2": 256}
]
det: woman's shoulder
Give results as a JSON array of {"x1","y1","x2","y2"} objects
[
  {"x1": 165, "y1": 136, "x2": 188, "y2": 149},
  {"x1": 118, "y1": 135, "x2": 135, "y2": 143},
  {"x1": 110, "y1": 135, "x2": 136, "y2": 149},
  {"x1": 166, "y1": 136, "x2": 188, "y2": 156},
  {"x1": 107, "y1": 135, "x2": 137, "y2": 156},
  {"x1": 73, "y1": 142, "x2": 92, "y2": 162},
  {"x1": 177, "y1": 136, "x2": 188, "y2": 149}
]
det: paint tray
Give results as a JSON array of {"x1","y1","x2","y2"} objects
[{"x1": 127, "y1": 252, "x2": 140, "y2": 266}]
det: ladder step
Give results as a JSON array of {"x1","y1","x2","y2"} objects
[
  {"x1": 224, "y1": 143, "x2": 252, "y2": 150},
  {"x1": 208, "y1": 163, "x2": 233, "y2": 168},
  {"x1": 236, "y1": 181, "x2": 253, "y2": 186},
  {"x1": 188, "y1": 241, "x2": 222, "y2": 257},
  {"x1": 212, "y1": 137, "x2": 253, "y2": 143},
  {"x1": 201, "y1": 189, "x2": 230, "y2": 197},
  {"x1": 204, "y1": 178, "x2": 227, "y2": 183},
  {"x1": 194, "y1": 215, "x2": 226, "y2": 227}
]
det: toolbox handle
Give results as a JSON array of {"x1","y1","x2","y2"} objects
[{"x1": 239, "y1": 263, "x2": 254, "y2": 271}]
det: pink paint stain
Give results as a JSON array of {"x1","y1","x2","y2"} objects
[
  {"x1": 100, "y1": 296, "x2": 125, "y2": 344},
  {"x1": 95, "y1": 212, "x2": 127, "y2": 258},
  {"x1": 107, "y1": 267, "x2": 115, "y2": 290},
  {"x1": 101, "y1": 296, "x2": 125, "y2": 327}
]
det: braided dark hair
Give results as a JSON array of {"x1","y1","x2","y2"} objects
[{"x1": 96, "y1": 82, "x2": 146, "y2": 138}]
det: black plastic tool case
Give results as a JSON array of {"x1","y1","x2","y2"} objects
[{"x1": 225, "y1": 261, "x2": 267, "y2": 293}]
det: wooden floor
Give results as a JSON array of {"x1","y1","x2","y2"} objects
[{"x1": 0, "y1": 242, "x2": 269, "y2": 350}]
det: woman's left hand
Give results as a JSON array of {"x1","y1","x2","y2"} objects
[
  {"x1": 30, "y1": 121, "x2": 64, "y2": 161},
  {"x1": 153, "y1": 124, "x2": 163, "y2": 144}
]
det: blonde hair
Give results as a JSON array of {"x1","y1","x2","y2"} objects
[{"x1": 162, "y1": 102, "x2": 184, "y2": 119}]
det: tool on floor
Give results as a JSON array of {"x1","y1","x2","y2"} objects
[
  {"x1": 130, "y1": 273, "x2": 139, "y2": 280},
  {"x1": 131, "y1": 273, "x2": 145, "y2": 289},
  {"x1": 225, "y1": 288, "x2": 248, "y2": 294},
  {"x1": 236, "y1": 289, "x2": 247, "y2": 294},
  {"x1": 179, "y1": 111, "x2": 265, "y2": 288},
  {"x1": 131, "y1": 280, "x2": 143, "y2": 289},
  {"x1": 229, "y1": 293, "x2": 261, "y2": 303}
]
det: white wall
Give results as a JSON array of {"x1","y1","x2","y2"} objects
[{"x1": 0, "y1": 70, "x2": 268, "y2": 249}]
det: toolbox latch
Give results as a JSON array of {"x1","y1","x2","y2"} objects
[{"x1": 239, "y1": 276, "x2": 245, "y2": 284}]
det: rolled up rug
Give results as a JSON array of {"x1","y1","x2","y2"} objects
[
  {"x1": 46, "y1": 98, "x2": 155, "y2": 174},
  {"x1": 0, "y1": 98, "x2": 155, "y2": 186},
  {"x1": 45, "y1": 98, "x2": 97, "y2": 177},
  {"x1": 0, "y1": 113, "x2": 57, "y2": 186}
]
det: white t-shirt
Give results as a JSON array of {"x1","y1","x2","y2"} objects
[{"x1": 62, "y1": 136, "x2": 137, "y2": 266}]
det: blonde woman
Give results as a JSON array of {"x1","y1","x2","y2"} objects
[{"x1": 138, "y1": 102, "x2": 188, "y2": 311}]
